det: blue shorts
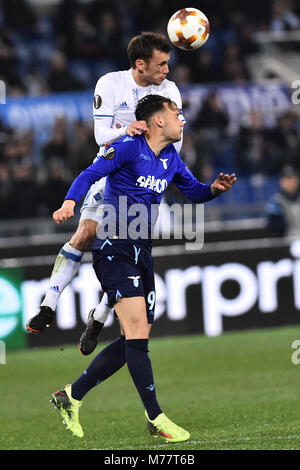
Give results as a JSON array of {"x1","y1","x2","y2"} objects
[{"x1": 92, "y1": 239, "x2": 156, "y2": 323}]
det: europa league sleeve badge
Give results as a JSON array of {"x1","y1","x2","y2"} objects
[
  {"x1": 103, "y1": 147, "x2": 115, "y2": 160},
  {"x1": 94, "y1": 95, "x2": 102, "y2": 109}
]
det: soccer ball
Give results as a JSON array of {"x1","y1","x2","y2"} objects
[{"x1": 167, "y1": 7, "x2": 210, "y2": 50}]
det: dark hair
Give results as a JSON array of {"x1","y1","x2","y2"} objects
[
  {"x1": 127, "y1": 32, "x2": 172, "y2": 68},
  {"x1": 135, "y1": 94, "x2": 175, "y2": 122}
]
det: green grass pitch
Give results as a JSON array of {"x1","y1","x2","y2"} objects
[{"x1": 1, "y1": 326, "x2": 300, "y2": 450}]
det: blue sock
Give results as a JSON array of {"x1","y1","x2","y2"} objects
[
  {"x1": 71, "y1": 335, "x2": 126, "y2": 401},
  {"x1": 125, "y1": 339, "x2": 162, "y2": 420}
]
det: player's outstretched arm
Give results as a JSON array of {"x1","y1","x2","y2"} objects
[
  {"x1": 173, "y1": 156, "x2": 237, "y2": 203},
  {"x1": 53, "y1": 200, "x2": 76, "y2": 224},
  {"x1": 210, "y1": 173, "x2": 237, "y2": 196}
]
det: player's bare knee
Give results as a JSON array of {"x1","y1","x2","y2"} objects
[
  {"x1": 70, "y1": 221, "x2": 97, "y2": 251},
  {"x1": 127, "y1": 317, "x2": 149, "y2": 339},
  {"x1": 70, "y1": 231, "x2": 91, "y2": 251}
]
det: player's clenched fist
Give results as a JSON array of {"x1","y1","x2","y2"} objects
[
  {"x1": 210, "y1": 173, "x2": 237, "y2": 196},
  {"x1": 126, "y1": 120, "x2": 149, "y2": 136},
  {"x1": 53, "y1": 200, "x2": 76, "y2": 224}
]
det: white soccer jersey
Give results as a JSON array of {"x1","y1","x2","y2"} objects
[
  {"x1": 80, "y1": 69, "x2": 184, "y2": 222},
  {"x1": 93, "y1": 68, "x2": 184, "y2": 155}
]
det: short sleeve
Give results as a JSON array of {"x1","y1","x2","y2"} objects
[{"x1": 93, "y1": 74, "x2": 115, "y2": 121}]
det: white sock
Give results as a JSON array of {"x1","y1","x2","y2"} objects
[
  {"x1": 41, "y1": 242, "x2": 83, "y2": 311},
  {"x1": 93, "y1": 292, "x2": 113, "y2": 324}
]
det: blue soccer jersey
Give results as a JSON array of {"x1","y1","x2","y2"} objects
[{"x1": 65, "y1": 134, "x2": 215, "y2": 248}]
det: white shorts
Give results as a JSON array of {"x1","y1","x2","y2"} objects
[{"x1": 80, "y1": 177, "x2": 106, "y2": 223}]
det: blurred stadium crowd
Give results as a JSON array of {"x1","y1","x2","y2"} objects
[{"x1": 1, "y1": 0, "x2": 300, "y2": 222}]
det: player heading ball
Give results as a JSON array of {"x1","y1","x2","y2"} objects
[{"x1": 50, "y1": 95, "x2": 236, "y2": 444}]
